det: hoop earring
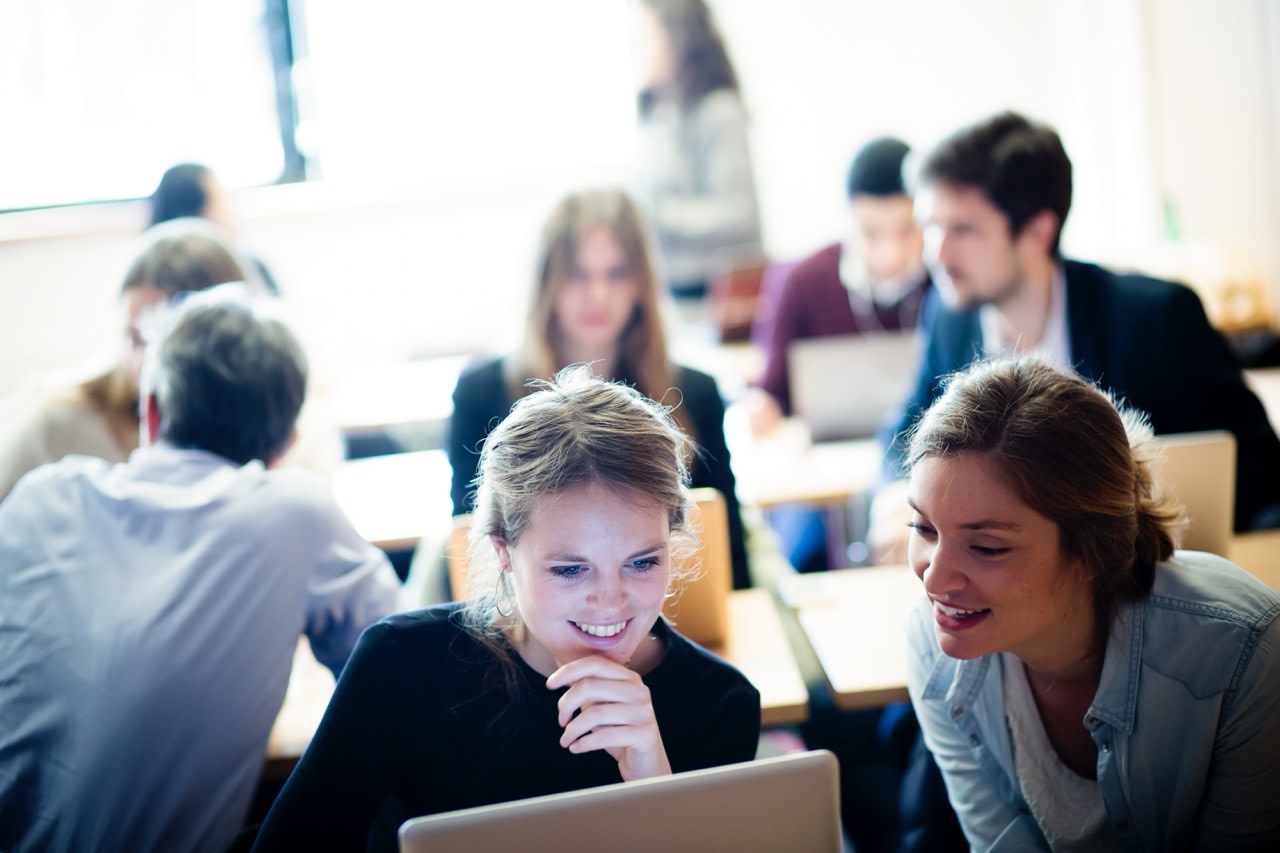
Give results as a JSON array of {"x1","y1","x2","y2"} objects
[{"x1": 495, "y1": 571, "x2": 516, "y2": 618}]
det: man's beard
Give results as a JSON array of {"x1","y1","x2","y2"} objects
[{"x1": 944, "y1": 264, "x2": 1023, "y2": 311}]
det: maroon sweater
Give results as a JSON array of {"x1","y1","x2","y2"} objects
[{"x1": 757, "y1": 242, "x2": 930, "y2": 413}]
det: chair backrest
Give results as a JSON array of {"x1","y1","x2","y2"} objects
[
  {"x1": 399, "y1": 749, "x2": 843, "y2": 853},
  {"x1": 709, "y1": 262, "x2": 768, "y2": 343},
  {"x1": 446, "y1": 488, "x2": 731, "y2": 646},
  {"x1": 750, "y1": 258, "x2": 801, "y2": 349},
  {"x1": 1150, "y1": 430, "x2": 1236, "y2": 555}
]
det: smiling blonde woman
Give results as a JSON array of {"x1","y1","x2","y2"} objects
[{"x1": 254, "y1": 367, "x2": 760, "y2": 852}]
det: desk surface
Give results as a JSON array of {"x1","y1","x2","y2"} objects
[
  {"x1": 334, "y1": 355, "x2": 468, "y2": 435},
  {"x1": 707, "y1": 588, "x2": 810, "y2": 727},
  {"x1": 776, "y1": 552, "x2": 1280, "y2": 714},
  {"x1": 333, "y1": 449, "x2": 452, "y2": 553},
  {"x1": 334, "y1": 429, "x2": 883, "y2": 557},
  {"x1": 268, "y1": 589, "x2": 809, "y2": 770},
  {"x1": 728, "y1": 416, "x2": 883, "y2": 509},
  {"x1": 778, "y1": 565, "x2": 921, "y2": 711}
]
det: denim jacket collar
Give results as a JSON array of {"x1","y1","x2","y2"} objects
[
  {"x1": 920, "y1": 599, "x2": 1144, "y2": 736},
  {"x1": 1087, "y1": 599, "x2": 1142, "y2": 734}
]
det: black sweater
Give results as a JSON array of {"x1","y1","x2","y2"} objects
[{"x1": 253, "y1": 604, "x2": 761, "y2": 852}]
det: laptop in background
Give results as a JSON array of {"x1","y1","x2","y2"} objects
[
  {"x1": 789, "y1": 331, "x2": 918, "y2": 442},
  {"x1": 398, "y1": 749, "x2": 842, "y2": 853}
]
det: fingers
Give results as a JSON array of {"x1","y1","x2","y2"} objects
[
  {"x1": 558, "y1": 689, "x2": 653, "y2": 747},
  {"x1": 559, "y1": 699, "x2": 671, "y2": 781},
  {"x1": 545, "y1": 654, "x2": 634, "y2": 690},
  {"x1": 545, "y1": 654, "x2": 671, "y2": 779},
  {"x1": 554, "y1": 670, "x2": 649, "y2": 727}
]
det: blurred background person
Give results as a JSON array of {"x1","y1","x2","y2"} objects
[
  {"x1": 630, "y1": 0, "x2": 764, "y2": 303},
  {"x1": 0, "y1": 219, "x2": 251, "y2": 501},
  {"x1": 150, "y1": 162, "x2": 282, "y2": 296},
  {"x1": 747, "y1": 136, "x2": 930, "y2": 436},
  {"x1": 0, "y1": 288, "x2": 403, "y2": 853},
  {"x1": 870, "y1": 111, "x2": 1280, "y2": 564},
  {"x1": 741, "y1": 137, "x2": 930, "y2": 578},
  {"x1": 447, "y1": 187, "x2": 752, "y2": 590}
]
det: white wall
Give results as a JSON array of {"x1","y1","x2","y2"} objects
[
  {"x1": 2, "y1": 0, "x2": 1276, "y2": 401},
  {"x1": 716, "y1": 0, "x2": 1163, "y2": 262}
]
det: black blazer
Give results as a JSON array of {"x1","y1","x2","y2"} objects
[
  {"x1": 447, "y1": 357, "x2": 752, "y2": 589},
  {"x1": 880, "y1": 260, "x2": 1280, "y2": 531}
]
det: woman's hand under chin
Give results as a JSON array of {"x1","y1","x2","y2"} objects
[{"x1": 546, "y1": 654, "x2": 672, "y2": 781}]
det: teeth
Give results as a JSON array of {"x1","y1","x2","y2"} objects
[
  {"x1": 574, "y1": 620, "x2": 627, "y2": 637},
  {"x1": 936, "y1": 601, "x2": 986, "y2": 618}
]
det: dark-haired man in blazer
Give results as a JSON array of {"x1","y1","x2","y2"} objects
[{"x1": 870, "y1": 111, "x2": 1280, "y2": 564}]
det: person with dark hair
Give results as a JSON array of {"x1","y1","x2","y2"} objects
[
  {"x1": 448, "y1": 187, "x2": 752, "y2": 589},
  {"x1": 631, "y1": 0, "x2": 764, "y2": 299},
  {"x1": 748, "y1": 136, "x2": 931, "y2": 436},
  {"x1": 0, "y1": 288, "x2": 403, "y2": 853},
  {"x1": 252, "y1": 367, "x2": 761, "y2": 851},
  {"x1": 869, "y1": 111, "x2": 1280, "y2": 562},
  {"x1": 148, "y1": 288, "x2": 305, "y2": 466},
  {"x1": 904, "y1": 356, "x2": 1280, "y2": 849},
  {"x1": 149, "y1": 162, "x2": 281, "y2": 294},
  {"x1": 0, "y1": 218, "x2": 254, "y2": 501}
]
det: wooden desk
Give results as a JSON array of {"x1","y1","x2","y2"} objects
[
  {"x1": 266, "y1": 589, "x2": 810, "y2": 772},
  {"x1": 778, "y1": 565, "x2": 921, "y2": 711},
  {"x1": 727, "y1": 414, "x2": 884, "y2": 567},
  {"x1": 1228, "y1": 530, "x2": 1280, "y2": 590},
  {"x1": 707, "y1": 588, "x2": 810, "y2": 727},
  {"x1": 332, "y1": 449, "x2": 453, "y2": 553},
  {"x1": 335, "y1": 355, "x2": 469, "y2": 453},
  {"x1": 777, "y1": 552, "x2": 1280, "y2": 714},
  {"x1": 265, "y1": 639, "x2": 336, "y2": 778},
  {"x1": 729, "y1": 417, "x2": 882, "y2": 510}
]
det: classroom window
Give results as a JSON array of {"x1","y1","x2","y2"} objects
[
  {"x1": 292, "y1": 0, "x2": 636, "y2": 186},
  {"x1": 1, "y1": 0, "x2": 637, "y2": 212},
  {"x1": 0, "y1": 0, "x2": 287, "y2": 211}
]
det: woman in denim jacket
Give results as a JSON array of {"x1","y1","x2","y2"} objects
[{"x1": 902, "y1": 356, "x2": 1280, "y2": 851}]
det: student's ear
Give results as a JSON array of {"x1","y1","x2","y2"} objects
[
  {"x1": 490, "y1": 536, "x2": 512, "y2": 572},
  {"x1": 1020, "y1": 209, "x2": 1060, "y2": 255},
  {"x1": 140, "y1": 393, "x2": 161, "y2": 447},
  {"x1": 1070, "y1": 551, "x2": 1097, "y2": 585}
]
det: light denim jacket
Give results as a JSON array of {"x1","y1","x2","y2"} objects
[{"x1": 906, "y1": 551, "x2": 1280, "y2": 852}]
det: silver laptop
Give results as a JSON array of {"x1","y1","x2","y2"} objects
[
  {"x1": 398, "y1": 749, "x2": 842, "y2": 853},
  {"x1": 789, "y1": 331, "x2": 918, "y2": 441}
]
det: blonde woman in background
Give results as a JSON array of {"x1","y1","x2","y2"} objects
[
  {"x1": 447, "y1": 187, "x2": 753, "y2": 589},
  {"x1": 631, "y1": 0, "x2": 764, "y2": 300}
]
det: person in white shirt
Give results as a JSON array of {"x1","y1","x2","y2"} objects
[{"x1": 0, "y1": 287, "x2": 404, "y2": 853}]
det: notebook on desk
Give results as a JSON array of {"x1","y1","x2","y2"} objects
[
  {"x1": 398, "y1": 749, "x2": 842, "y2": 853},
  {"x1": 789, "y1": 330, "x2": 918, "y2": 441}
]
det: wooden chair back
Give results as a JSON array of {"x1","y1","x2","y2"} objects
[{"x1": 1151, "y1": 430, "x2": 1236, "y2": 556}]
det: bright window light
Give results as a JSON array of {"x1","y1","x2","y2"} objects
[{"x1": 0, "y1": 0, "x2": 283, "y2": 211}]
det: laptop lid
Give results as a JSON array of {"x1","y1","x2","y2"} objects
[
  {"x1": 398, "y1": 749, "x2": 842, "y2": 853},
  {"x1": 789, "y1": 331, "x2": 917, "y2": 441}
]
